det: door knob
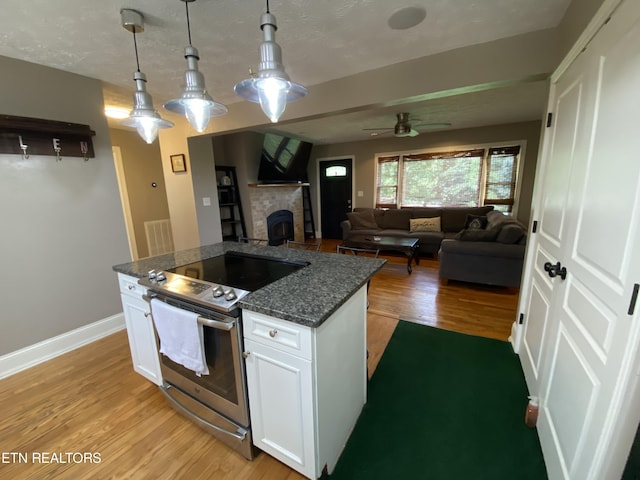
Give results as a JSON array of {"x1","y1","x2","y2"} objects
[{"x1": 544, "y1": 261, "x2": 567, "y2": 280}]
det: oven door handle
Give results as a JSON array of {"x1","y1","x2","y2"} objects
[
  {"x1": 197, "y1": 316, "x2": 234, "y2": 331},
  {"x1": 143, "y1": 294, "x2": 235, "y2": 332},
  {"x1": 160, "y1": 384, "x2": 248, "y2": 441}
]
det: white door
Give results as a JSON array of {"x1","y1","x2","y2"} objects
[{"x1": 519, "y1": 1, "x2": 640, "y2": 478}]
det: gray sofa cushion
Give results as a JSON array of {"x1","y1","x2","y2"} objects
[
  {"x1": 379, "y1": 209, "x2": 412, "y2": 230},
  {"x1": 354, "y1": 207, "x2": 385, "y2": 227},
  {"x1": 496, "y1": 223, "x2": 526, "y2": 244},
  {"x1": 346, "y1": 210, "x2": 378, "y2": 230},
  {"x1": 440, "y1": 239, "x2": 525, "y2": 259},
  {"x1": 405, "y1": 207, "x2": 443, "y2": 219},
  {"x1": 456, "y1": 228, "x2": 499, "y2": 242},
  {"x1": 408, "y1": 231, "x2": 444, "y2": 247}
]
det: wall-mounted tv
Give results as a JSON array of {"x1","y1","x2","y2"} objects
[{"x1": 257, "y1": 133, "x2": 313, "y2": 183}]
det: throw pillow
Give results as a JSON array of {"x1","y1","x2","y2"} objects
[
  {"x1": 465, "y1": 214, "x2": 488, "y2": 230},
  {"x1": 346, "y1": 210, "x2": 379, "y2": 230},
  {"x1": 455, "y1": 228, "x2": 499, "y2": 242},
  {"x1": 410, "y1": 217, "x2": 441, "y2": 233}
]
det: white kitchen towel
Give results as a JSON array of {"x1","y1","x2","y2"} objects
[{"x1": 150, "y1": 298, "x2": 209, "y2": 376}]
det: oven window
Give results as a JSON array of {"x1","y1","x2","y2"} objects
[{"x1": 162, "y1": 326, "x2": 238, "y2": 405}]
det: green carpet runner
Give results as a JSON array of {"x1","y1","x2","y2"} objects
[{"x1": 330, "y1": 321, "x2": 547, "y2": 480}]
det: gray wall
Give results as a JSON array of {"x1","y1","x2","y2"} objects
[
  {"x1": 557, "y1": 0, "x2": 607, "y2": 57},
  {"x1": 210, "y1": 132, "x2": 264, "y2": 237},
  {"x1": 310, "y1": 120, "x2": 543, "y2": 229},
  {"x1": 110, "y1": 128, "x2": 169, "y2": 259},
  {"x1": 188, "y1": 134, "x2": 223, "y2": 246},
  {"x1": 0, "y1": 55, "x2": 130, "y2": 355}
]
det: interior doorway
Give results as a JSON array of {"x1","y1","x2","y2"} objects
[
  {"x1": 112, "y1": 146, "x2": 139, "y2": 260},
  {"x1": 318, "y1": 158, "x2": 353, "y2": 239}
]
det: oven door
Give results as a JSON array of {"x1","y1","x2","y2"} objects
[{"x1": 146, "y1": 293, "x2": 250, "y2": 428}]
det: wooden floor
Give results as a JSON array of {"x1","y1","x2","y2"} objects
[{"x1": 0, "y1": 240, "x2": 520, "y2": 479}]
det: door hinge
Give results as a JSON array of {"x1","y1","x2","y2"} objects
[
  {"x1": 532, "y1": 220, "x2": 538, "y2": 233},
  {"x1": 546, "y1": 112, "x2": 553, "y2": 128},
  {"x1": 628, "y1": 284, "x2": 639, "y2": 316},
  {"x1": 519, "y1": 313, "x2": 525, "y2": 325}
]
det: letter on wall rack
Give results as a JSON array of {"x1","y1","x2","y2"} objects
[{"x1": 0, "y1": 114, "x2": 96, "y2": 159}]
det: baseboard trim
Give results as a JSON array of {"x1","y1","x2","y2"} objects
[{"x1": 0, "y1": 313, "x2": 126, "y2": 380}]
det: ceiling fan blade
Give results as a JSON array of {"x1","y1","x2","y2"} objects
[
  {"x1": 413, "y1": 122, "x2": 452, "y2": 130},
  {"x1": 363, "y1": 127, "x2": 394, "y2": 131}
]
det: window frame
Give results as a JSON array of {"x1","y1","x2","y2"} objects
[{"x1": 374, "y1": 141, "x2": 525, "y2": 216}]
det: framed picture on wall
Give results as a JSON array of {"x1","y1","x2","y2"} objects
[{"x1": 170, "y1": 154, "x2": 187, "y2": 173}]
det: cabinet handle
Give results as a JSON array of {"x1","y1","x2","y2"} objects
[
  {"x1": 128, "y1": 284, "x2": 136, "y2": 290},
  {"x1": 144, "y1": 312, "x2": 151, "y2": 318},
  {"x1": 269, "y1": 329, "x2": 278, "y2": 338},
  {"x1": 242, "y1": 352, "x2": 250, "y2": 359}
]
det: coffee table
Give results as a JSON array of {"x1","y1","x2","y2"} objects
[{"x1": 343, "y1": 234, "x2": 420, "y2": 273}]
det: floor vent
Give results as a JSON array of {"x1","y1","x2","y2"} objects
[{"x1": 144, "y1": 219, "x2": 174, "y2": 256}]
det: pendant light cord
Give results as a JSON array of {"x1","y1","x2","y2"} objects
[
  {"x1": 185, "y1": 1, "x2": 192, "y2": 46},
  {"x1": 132, "y1": 28, "x2": 141, "y2": 72},
  {"x1": 266, "y1": 0, "x2": 270, "y2": 13}
]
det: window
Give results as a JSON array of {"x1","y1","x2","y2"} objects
[
  {"x1": 325, "y1": 165, "x2": 347, "y2": 177},
  {"x1": 484, "y1": 146, "x2": 520, "y2": 212},
  {"x1": 376, "y1": 144, "x2": 521, "y2": 211},
  {"x1": 376, "y1": 156, "x2": 399, "y2": 208}
]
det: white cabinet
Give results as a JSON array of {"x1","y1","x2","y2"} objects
[
  {"x1": 242, "y1": 286, "x2": 368, "y2": 479},
  {"x1": 117, "y1": 273, "x2": 162, "y2": 386},
  {"x1": 244, "y1": 338, "x2": 315, "y2": 476}
]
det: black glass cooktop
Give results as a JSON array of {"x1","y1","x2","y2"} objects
[{"x1": 167, "y1": 251, "x2": 308, "y2": 292}]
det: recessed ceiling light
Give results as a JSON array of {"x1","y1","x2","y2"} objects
[
  {"x1": 388, "y1": 6, "x2": 427, "y2": 30},
  {"x1": 104, "y1": 106, "x2": 130, "y2": 119}
]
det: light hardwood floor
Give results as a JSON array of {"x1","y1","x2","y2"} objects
[{"x1": 0, "y1": 240, "x2": 520, "y2": 479}]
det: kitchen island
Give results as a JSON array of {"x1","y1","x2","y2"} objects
[
  {"x1": 113, "y1": 241, "x2": 385, "y2": 479},
  {"x1": 113, "y1": 241, "x2": 384, "y2": 327}
]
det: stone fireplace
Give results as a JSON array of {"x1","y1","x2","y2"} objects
[{"x1": 248, "y1": 184, "x2": 304, "y2": 242}]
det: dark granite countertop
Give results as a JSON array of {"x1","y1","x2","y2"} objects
[{"x1": 113, "y1": 242, "x2": 385, "y2": 328}]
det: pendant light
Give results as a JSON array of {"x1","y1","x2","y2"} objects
[
  {"x1": 164, "y1": 0, "x2": 227, "y2": 132},
  {"x1": 120, "y1": 9, "x2": 174, "y2": 144},
  {"x1": 234, "y1": 0, "x2": 307, "y2": 123}
]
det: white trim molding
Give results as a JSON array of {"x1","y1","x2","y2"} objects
[{"x1": 0, "y1": 314, "x2": 126, "y2": 380}]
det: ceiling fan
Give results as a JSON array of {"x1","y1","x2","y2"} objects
[{"x1": 363, "y1": 112, "x2": 451, "y2": 138}]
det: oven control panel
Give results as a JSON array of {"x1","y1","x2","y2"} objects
[{"x1": 139, "y1": 270, "x2": 250, "y2": 313}]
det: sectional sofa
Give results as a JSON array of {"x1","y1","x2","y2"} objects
[{"x1": 340, "y1": 206, "x2": 527, "y2": 287}]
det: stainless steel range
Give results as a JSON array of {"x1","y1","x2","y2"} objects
[{"x1": 139, "y1": 251, "x2": 308, "y2": 460}]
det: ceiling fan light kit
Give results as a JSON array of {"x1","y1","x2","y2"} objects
[
  {"x1": 234, "y1": 0, "x2": 307, "y2": 123},
  {"x1": 164, "y1": 0, "x2": 228, "y2": 133},
  {"x1": 120, "y1": 8, "x2": 174, "y2": 144}
]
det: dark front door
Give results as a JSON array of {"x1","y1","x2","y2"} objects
[{"x1": 319, "y1": 158, "x2": 352, "y2": 239}]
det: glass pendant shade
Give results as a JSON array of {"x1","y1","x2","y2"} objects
[
  {"x1": 234, "y1": 11, "x2": 307, "y2": 123},
  {"x1": 256, "y1": 77, "x2": 290, "y2": 123},
  {"x1": 121, "y1": 71, "x2": 174, "y2": 144},
  {"x1": 164, "y1": 46, "x2": 228, "y2": 132}
]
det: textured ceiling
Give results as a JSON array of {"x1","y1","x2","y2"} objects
[{"x1": 0, "y1": 0, "x2": 570, "y2": 144}]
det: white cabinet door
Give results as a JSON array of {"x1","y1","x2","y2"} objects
[
  {"x1": 244, "y1": 338, "x2": 316, "y2": 479},
  {"x1": 121, "y1": 292, "x2": 162, "y2": 386},
  {"x1": 519, "y1": 2, "x2": 640, "y2": 478}
]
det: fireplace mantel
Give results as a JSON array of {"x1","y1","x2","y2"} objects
[{"x1": 248, "y1": 183, "x2": 310, "y2": 188}]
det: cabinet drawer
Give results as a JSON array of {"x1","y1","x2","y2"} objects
[
  {"x1": 118, "y1": 273, "x2": 146, "y2": 297},
  {"x1": 242, "y1": 310, "x2": 312, "y2": 360}
]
